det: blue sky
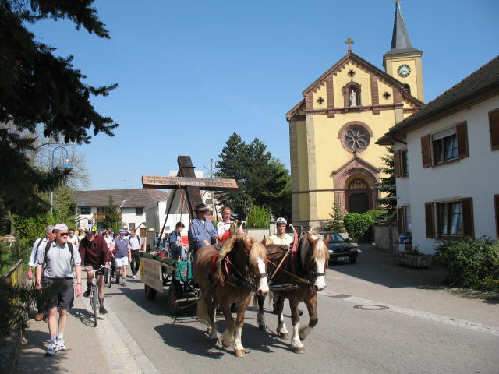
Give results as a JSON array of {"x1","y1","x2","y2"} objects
[{"x1": 28, "y1": 0, "x2": 499, "y2": 190}]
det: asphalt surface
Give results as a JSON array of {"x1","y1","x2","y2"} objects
[{"x1": 105, "y1": 273, "x2": 499, "y2": 374}]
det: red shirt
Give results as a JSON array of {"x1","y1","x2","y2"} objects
[{"x1": 79, "y1": 235, "x2": 110, "y2": 266}]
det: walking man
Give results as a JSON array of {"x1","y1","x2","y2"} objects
[
  {"x1": 128, "y1": 230, "x2": 141, "y2": 279},
  {"x1": 114, "y1": 229, "x2": 131, "y2": 286},
  {"x1": 67, "y1": 228, "x2": 79, "y2": 250},
  {"x1": 36, "y1": 223, "x2": 82, "y2": 356},
  {"x1": 79, "y1": 231, "x2": 110, "y2": 314},
  {"x1": 28, "y1": 225, "x2": 55, "y2": 321}
]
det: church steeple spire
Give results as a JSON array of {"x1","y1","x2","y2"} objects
[{"x1": 390, "y1": 0, "x2": 416, "y2": 52}]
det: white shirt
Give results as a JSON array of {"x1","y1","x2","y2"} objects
[
  {"x1": 217, "y1": 221, "x2": 231, "y2": 236},
  {"x1": 104, "y1": 236, "x2": 114, "y2": 250},
  {"x1": 128, "y1": 236, "x2": 141, "y2": 250},
  {"x1": 67, "y1": 235, "x2": 79, "y2": 249},
  {"x1": 268, "y1": 233, "x2": 294, "y2": 246},
  {"x1": 29, "y1": 237, "x2": 48, "y2": 267}
]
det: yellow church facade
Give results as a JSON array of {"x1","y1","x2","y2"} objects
[{"x1": 287, "y1": 2, "x2": 424, "y2": 229}]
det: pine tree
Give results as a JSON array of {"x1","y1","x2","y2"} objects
[
  {"x1": 0, "y1": 0, "x2": 118, "y2": 223},
  {"x1": 329, "y1": 203, "x2": 346, "y2": 232},
  {"x1": 377, "y1": 147, "x2": 397, "y2": 222},
  {"x1": 102, "y1": 196, "x2": 121, "y2": 233}
]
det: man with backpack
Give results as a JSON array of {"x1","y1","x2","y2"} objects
[
  {"x1": 36, "y1": 223, "x2": 82, "y2": 356},
  {"x1": 128, "y1": 229, "x2": 141, "y2": 279},
  {"x1": 28, "y1": 225, "x2": 55, "y2": 321}
]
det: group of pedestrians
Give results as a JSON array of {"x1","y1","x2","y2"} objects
[{"x1": 27, "y1": 224, "x2": 144, "y2": 356}]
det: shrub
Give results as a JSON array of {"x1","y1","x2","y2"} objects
[
  {"x1": 246, "y1": 205, "x2": 271, "y2": 229},
  {"x1": 343, "y1": 212, "x2": 374, "y2": 241},
  {"x1": 435, "y1": 237, "x2": 499, "y2": 290},
  {"x1": 367, "y1": 209, "x2": 388, "y2": 224}
]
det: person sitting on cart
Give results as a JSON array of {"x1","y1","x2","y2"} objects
[
  {"x1": 188, "y1": 203, "x2": 218, "y2": 254},
  {"x1": 170, "y1": 221, "x2": 187, "y2": 260}
]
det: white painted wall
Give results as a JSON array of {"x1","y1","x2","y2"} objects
[
  {"x1": 77, "y1": 206, "x2": 146, "y2": 230},
  {"x1": 396, "y1": 95, "x2": 499, "y2": 253}
]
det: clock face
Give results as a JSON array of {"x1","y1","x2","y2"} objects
[{"x1": 398, "y1": 64, "x2": 411, "y2": 78}]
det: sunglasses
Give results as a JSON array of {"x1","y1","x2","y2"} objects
[{"x1": 59, "y1": 232, "x2": 69, "y2": 236}]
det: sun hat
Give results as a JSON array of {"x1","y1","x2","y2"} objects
[{"x1": 54, "y1": 223, "x2": 68, "y2": 232}]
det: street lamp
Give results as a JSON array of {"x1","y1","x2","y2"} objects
[{"x1": 50, "y1": 145, "x2": 73, "y2": 215}]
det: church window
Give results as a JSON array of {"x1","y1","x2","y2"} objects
[
  {"x1": 317, "y1": 97, "x2": 324, "y2": 104},
  {"x1": 344, "y1": 125, "x2": 370, "y2": 153},
  {"x1": 383, "y1": 91, "x2": 391, "y2": 100}
]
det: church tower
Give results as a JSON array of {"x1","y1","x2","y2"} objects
[{"x1": 383, "y1": 0, "x2": 424, "y2": 102}]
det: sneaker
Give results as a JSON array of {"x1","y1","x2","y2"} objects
[
  {"x1": 83, "y1": 290, "x2": 90, "y2": 298},
  {"x1": 131, "y1": 275, "x2": 136, "y2": 280},
  {"x1": 55, "y1": 339, "x2": 66, "y2": 352},
  {"x1": 120, "y1": 280, "x2": 126, "y2": 286},
  {"x1": 99, "y1": 305, "x2": 108, "y2": 314},
  {"x1": 47, "y1": 342, "x2": 57, "y2": 356}
]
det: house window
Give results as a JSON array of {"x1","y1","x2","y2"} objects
[
  {"x1": 394, "y1": 150, "x2": 409, "y2": 177},
  {"x1": 437, "y1": 201, "x2": 463, "y2": 236},
  {"x1": 421, "y1": 123, "x2": 469, "y2": 168},
  {"x1": 97, "y1": 207, "x2": 105, "y2": 213},
  {"x1": 80, "y1": 206, "x2": 90, "y2": 215},
  {"x1": 136, "y1": 207, "x2": 143, "y2": 216},
  {"x1": 433, "y1": 128, "x2": 458, "y2": 164}
]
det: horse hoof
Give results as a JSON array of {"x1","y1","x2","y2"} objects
[
  {"x1": 235, "y1": 349, "x2": 245, "y2": 357},
  {"x1": 278, "y1": 332, "x2": 288, "y2": 339},
  {"x1": 292, "y1": 346, "x2": 305, "y2": 354}
]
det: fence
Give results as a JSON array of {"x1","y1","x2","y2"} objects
[{"x1": 1, "y1": 259, "x2": 23, "y2": 287}]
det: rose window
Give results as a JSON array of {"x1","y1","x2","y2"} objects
[{"x1": 344, "y1": 126, "x2": 370, "y2": 152}]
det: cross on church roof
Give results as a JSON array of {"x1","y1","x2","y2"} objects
[{"x1": 345, "y1": 37, "x2": 354, "y2": 52}]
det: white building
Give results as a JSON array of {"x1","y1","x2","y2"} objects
[
  {"x1": 378, "y1": 56, "x2": 499, "y2": 253},
  {"x1": 75, "y1": 189, "x2": 169, "y2": 233}
]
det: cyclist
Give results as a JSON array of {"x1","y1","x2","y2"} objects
[{"x1": 79, "y1": 231, "x2": 110, "y2": 314}]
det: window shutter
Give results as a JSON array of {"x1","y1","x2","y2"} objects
[
  {"x1": 489, "y1": 109, "x2": 499, "y2": 151},
  {"x1": 424, "y1": 202, "x2": 435, "y2": 238},
  {"x1": 397, "y1": 207, "x2": 403, "y2": 233},
  {"x1": 421, "y1": 135, "x2": 432, "y2": 168},
  {"x1": 401, "y1": 151, "x2": 408, "y2": 176},
  {"x1": 394, "y1": 151, "x2": 402, "y2": 177},
  {"x1": 494, "y1": 194, "x2": 499, "y2": 238},
  {"x1": 461, "y1": 197, "x2": 475, "y2": 238},
  {"x1": 456, "y1": 122, "x2": 469, "y2": 159}
]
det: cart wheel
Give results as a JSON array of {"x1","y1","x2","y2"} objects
[
  {"x1": 145, "y1": 285, "x2": 157, "y2": 300},
  {"x1": 167, "y1": 286, "x2": 177, "y2": 314}
]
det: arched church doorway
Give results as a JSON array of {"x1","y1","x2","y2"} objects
[{"x1": 346, "y1": 177, "x2": 370, "y2": 213}]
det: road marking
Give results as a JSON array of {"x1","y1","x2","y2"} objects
[{"x1": 321, "y1": 291, "x2": 499, "y2": 337}]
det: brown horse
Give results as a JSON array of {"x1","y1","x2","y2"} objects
[
  {"x1": 194, "y1": 234, "x2": 268, "y2": 357},
  {"x1": 256, "y1": 232, "x2": 328, "y2": 353}
]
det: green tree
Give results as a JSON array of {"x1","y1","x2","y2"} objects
[
  {"x1": 377, "y1": 147, "x2": 396, "y2": 222},
  {"x1": 216, "y1": 133, "x2": 291, "y2": 220},
  {"x1": 0, "y1": 0, "x2": 118, "y2": 226},
  {"x1": 102, "y1": 196, "x2": 121, "y2": 233},
  {"x1": 324, "y1": 203, "x2": 345, "y2": 232}
]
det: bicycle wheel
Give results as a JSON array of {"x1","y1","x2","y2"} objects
[{"x1": 91, "y1": 287, "x2": 98, "y2": 327}]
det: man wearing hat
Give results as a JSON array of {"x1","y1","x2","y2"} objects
[
  {"x1": 188, "y1": 203, "x2": 218, "y2": 253},
  {"x1": 36, "y1": 223, "x2": 82, "y2": 356},
  {"x1": 113, "y1": 229, "x2": 131, "y2": 286},
  {"x1": 268, "y1": 217, "x2": 295, "y2": 246}
]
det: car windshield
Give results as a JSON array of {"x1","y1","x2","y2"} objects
[{"x1": 329, "y1": 232, "x2": 344, "y2": 242}]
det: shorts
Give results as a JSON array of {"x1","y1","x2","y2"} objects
[
  {"x1": 42, "y1": 278, "x2": 74, "y2": 311},
  {"x1": 115, "y1": 256, "x2": 129, "y2": 267},
  {"x1": 85, "y1": 262, "x2": 103, "y2": 270}
]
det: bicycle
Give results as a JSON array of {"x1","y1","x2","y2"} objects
[{"x1": 89, "y1": 265, "x2": 109, "y2": 327}]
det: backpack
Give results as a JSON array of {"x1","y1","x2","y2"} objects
[
  {"x1": 43, "y1": 241, "x2": 74, "y2": 268},
  {"x1": 33, "y1": 237, "x2": 45, "y2": 260}
]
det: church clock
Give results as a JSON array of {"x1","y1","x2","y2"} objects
[{"x1": 397, "y1": 64, "x2": 411, "y2": 78}]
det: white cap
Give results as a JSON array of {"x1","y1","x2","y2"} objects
[
  {"x1": 54, "y1": 223, "x2": 68, "y2": 232},
  {"x1": 276, "y1": 217, "x2": 287, "y2": 225}
]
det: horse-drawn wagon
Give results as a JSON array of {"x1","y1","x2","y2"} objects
[{"x1": 140, "y1": 252, "x2": 199, "y2": 315}]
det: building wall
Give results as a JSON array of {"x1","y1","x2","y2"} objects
[
  {"x1": 290, "y1": 59, "x2": 420, "y2": 226},
  {"x1": 397, "y1": 95, "x2": 499, "y2": 253}
]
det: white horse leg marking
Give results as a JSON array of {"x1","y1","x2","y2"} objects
[
  {"x1": 315, "y1": 259, "x2": 326, "y2": 290},
  {"x1": 257, "y1": 258, "x2": 269, "y2": 294},
  {"x1": 278, "y1": 313, "x2": 288, "y2": 335},
  {"x1": 234, "y1": 326, "x2": 243, "y2": 351},
  {"x1": 291, "y1": 323, "x2": 303, "y2": 349},
  {"x1": 257, "y1": 310, "x2": 266, "y2": 330},
  {"x1": 209, "y1": 308, "x2": 218, "y2": 340}
]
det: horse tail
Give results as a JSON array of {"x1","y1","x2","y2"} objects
[{"x1": 196, "y1": 291, "x2": 210, "y2": 326}]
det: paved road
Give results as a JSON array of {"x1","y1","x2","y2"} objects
[{"x1": 104, "y1": 272, "x2": 499, "y2": 374}]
